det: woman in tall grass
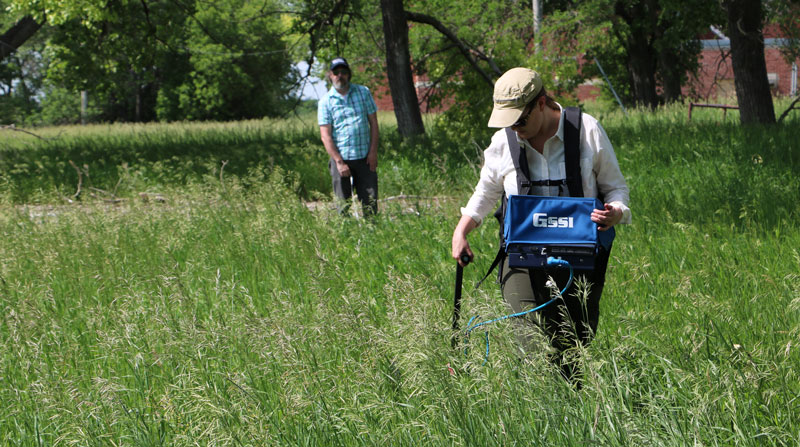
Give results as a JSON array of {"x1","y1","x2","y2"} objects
[{"x1": 451, "y1": 67, "x2": 632, "y2": 384}]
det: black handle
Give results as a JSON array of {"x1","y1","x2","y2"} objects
[{"x1": 451, "y1": 253, "x2": 471, "y2": 348}]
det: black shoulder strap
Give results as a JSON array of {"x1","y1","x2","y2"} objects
[
  {"x1": 505, "y1": 127, "x2": 531, "y2": 196},
  {"x1": 477, "y1": 113, "x2": 584, "y2": 289},
  {"x1": 476, "y1": 130, "x2": 520, "y2": 289},
  {"x1": 476, "y1": 195, "x2": 506, "y2": 289},
  {"x1": 480, "y1": 128, "x2": 528, "y2": 287},
  {"x1": 563, "y1": 106, "x2": 584, "y2": 198}
]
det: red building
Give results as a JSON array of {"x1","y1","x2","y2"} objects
[
  {"x1": 568, "y1": 25, "x2": 798, "y2": 104},
  {"x1": 368, "y1": 26, "x2": 798, "y2": 112},
  {"x1": 687, "y1": 25, "x2": 799, "y2": 100}
]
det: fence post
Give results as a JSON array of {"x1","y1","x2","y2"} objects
[{"x1": 80, "y1": 91, "x2": 88, "y2": 125}]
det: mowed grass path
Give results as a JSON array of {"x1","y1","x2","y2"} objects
[{"x1": 1, "y1": 107, "x2": 799, "y2": 445}]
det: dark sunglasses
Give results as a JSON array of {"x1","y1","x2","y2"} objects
[
  {"x1": 511, "y1": 104, "x2": 533, "y2": 128},
  {"x1": 332, "y1": 69, "x2": 350, "y2": 76}
]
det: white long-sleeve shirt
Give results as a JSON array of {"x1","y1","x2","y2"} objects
[{"x1": 461, "y1": 105, "x2": 631, "y2": 226}]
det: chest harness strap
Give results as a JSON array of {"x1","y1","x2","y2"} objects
[{"x1": 474, "y1": 107, "x2": 583, "y2": 289}]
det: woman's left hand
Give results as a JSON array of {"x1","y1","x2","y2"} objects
[{"x1": 591, "y1": 203, "x2": 622, "y2": 231}]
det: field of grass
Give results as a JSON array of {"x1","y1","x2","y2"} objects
[{"x1": 1, "y1": 105, "x2": 799, "y2": 445}]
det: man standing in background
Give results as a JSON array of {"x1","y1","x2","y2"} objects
[{"x1": 318, "y1": 57, "x2": 380, "y2": 216}]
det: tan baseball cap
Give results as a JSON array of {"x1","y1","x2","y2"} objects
[{"x1": 487, "y1": 68, "x2": 543, "y2": 128}]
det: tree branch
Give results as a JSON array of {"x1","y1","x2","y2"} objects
[
  {"x1": 1, "y1": 15, "x2": 44, "y2": 63},
  {"x1": 68, "y1": 160, "x2": 84, "y2": 200},
  {"x1": 305, "y1": 0, "x2": 349, "y2": 55},
  {"x1": 416, "y1": 52, "x2": 460, "y2": 112},
  {"x1": 777, "y1": 95, "x2": 800, "y2": 123},
  {"x1": 404, "y1": 11, "x2": 499, "y2": 88},
  {"x1": 0, "y1": 124, "x2": 54, "y2": 140}
]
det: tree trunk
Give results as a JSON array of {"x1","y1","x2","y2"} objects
[
  {"x1": 626, "y1": 36, "x2": 659, "y2": 109},
  {"x1": 379, "y1": 0, "x2": 425, "y2": 137},
  {"x1": 615, "y1": 0, "x2": 659, "y2": 109},
  {"x1": 1, "y1": 16, "x2": 43, "y2": 63},
  {"x1": 658, "y1": 50, "x2": 683, "y2": 103},
  {"x1": 724, "y1": 0, "x2": 775, "y2": 124}
]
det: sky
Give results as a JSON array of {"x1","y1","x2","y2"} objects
[{"x1": 296, "y1": 61, "x2": 328, "y2": 100}]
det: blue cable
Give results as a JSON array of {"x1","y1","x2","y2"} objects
[{"x1": 463, "y1": 257, "x2": 574, "y2": 364}]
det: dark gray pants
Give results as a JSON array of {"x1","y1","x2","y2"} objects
[
  {"x1": 500, "y1": 247, "x2": 611, "y2": 382},
  {"x1": 329, "y1": 157, "x2": 378, "y2": 216}
]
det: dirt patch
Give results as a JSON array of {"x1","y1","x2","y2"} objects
[
  {"x1": 9, "y1": 194, "x2": 456, "y2": 223},
  {"x1": 304, "y1": 194, "x2": 454, "y2": 215}
]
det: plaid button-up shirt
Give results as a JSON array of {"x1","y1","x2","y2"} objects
[{"x1": 317, "y1": 83, "x2": 377, "y2": 160}]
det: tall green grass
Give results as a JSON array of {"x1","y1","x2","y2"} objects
[
  {"x1": 0, "y1": 111, "x2": 474, "y2": 204},
  {"x1": 1, "y1": 105, "x2": 799, "y2": 445}
]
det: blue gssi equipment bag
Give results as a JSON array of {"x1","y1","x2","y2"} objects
[
  {"x1": 504, "y1": 195, "x2": 615, "y2": 270},
  {"x1": 475, "y1": 107, "x2": 616, "y2": 287}
]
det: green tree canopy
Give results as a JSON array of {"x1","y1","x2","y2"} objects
[{"x1": 3, "y1": 0, "x2": 299, "y2": 123}]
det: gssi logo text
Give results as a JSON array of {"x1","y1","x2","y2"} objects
[{"x1": 532, "y1": 213, "x2": 574, "y2": 228}]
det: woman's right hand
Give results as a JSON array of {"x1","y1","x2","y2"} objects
[
  {"x1": 452, "y1": 215, "x2": 478, "y2": 267},
  {"x1": 452, "y1": 235, "x2": 473, "y2": 267}
]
